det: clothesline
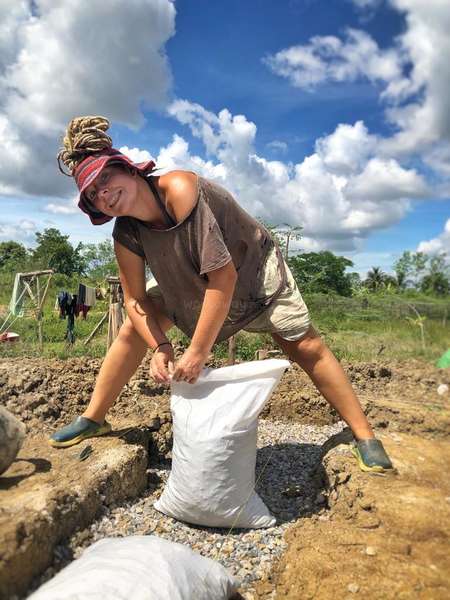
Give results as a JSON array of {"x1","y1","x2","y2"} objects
[{"x1": 56, "y1": 284, "x2": 97, "y2": 344}]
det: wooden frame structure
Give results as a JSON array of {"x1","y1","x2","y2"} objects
[
  {"x1": 7, "y1": 270, "x2": 54, "y2": 349},
  {"x1": 84, "y1": 276, "x2": 126, "y2": 351}
]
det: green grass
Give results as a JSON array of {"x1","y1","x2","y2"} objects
[{"x1": 1, "y1": 291, "x2": 448, "y2": 364}]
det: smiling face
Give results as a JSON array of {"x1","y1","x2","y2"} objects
[{"x1": 84, "y1": 163, "x2": 139, "y2": 217}]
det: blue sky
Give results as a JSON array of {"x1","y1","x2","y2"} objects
[{"x1": 0, "y1": 0, "x2": 449, "y2": 276}]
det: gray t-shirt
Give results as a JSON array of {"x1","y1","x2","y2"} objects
[{"x1": 112, "y1": 175, "x2": 287, "y2": 342}]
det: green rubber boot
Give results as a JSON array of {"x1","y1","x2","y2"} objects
[
  {"x1": 351, "y1": 438, "x2": 393, "y2": 473},
  {"x1": 49, "y1": 416, "x2": 111, "y2": 448}
]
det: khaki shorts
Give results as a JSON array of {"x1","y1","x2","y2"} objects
[{"x1": 146, "y1": 246, "x2": 311, "y2": 342}]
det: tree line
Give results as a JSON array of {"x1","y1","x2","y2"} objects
[
  {"x1": 0, "y1": 227, "x2": 448, "y2": 297},
  {"x1": 0, "y1": 228, "x2": 118, "y2": 283}
]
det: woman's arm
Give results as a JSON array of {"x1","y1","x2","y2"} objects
[
  {"x1": 191, "y1": 261, "x2": 238, "y2": 354},
  {"x1": 114, "y1": 239, "x2": 169, "y2": 350},
  {"x1": 171, "y1": 260, "x2": 238, "y2": 383}
]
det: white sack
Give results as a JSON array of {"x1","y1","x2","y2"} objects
[
  {"x1": 155, "y1": 359, "x2": 290, "y2": 528},
  {"x1": 29, "y1": 535, "x2": 239, "y2": 600}
]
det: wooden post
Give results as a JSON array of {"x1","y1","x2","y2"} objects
[
  {"x1": 84, "y1": 312, "x2": 107, "y2": 346},
  {"x1": 227, "y1": 335, "x2": 236, "y2": 365},
  {"x1": 36, "y1": 275, "x2": 43, "y2": 349},
  {"x1": 106, "y1": 276, "x2": 125, "y2": 351}
]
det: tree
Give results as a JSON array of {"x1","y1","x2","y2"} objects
[
  {"x1": 0, "y1": 241, "x2": 28, "y2": 270},
  {"x1": 288, "y1": 251, "x2": 354, "y2": 296},
  {"x1": 257, "y1": 220, "x2": 303, "y2": 258},
  {"x1": 346, "y1": 271, "x2": 362, "y2": 293},
  {"x1": 275, "y1": 224, "x2": 303, "y2": 259},
  {"x1": 32, "y1": 228, "x2": 87, "y2": 276},
  {"x1": 393, "y1": 251, "x2": 428, "y2": 289},
  {"x1": 364, "y1": 267, "x2": 387, "y2": 291},
  {"x1": 81, "y1": 239, "x2": 118, "y2": 280},
  {"x1": 420, "y1": 253, "x2": 449, "y2": 295},
  {"x1": 421, "y1": 271, "x2": 449, "y2": 296}
]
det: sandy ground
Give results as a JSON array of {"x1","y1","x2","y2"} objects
[{"x1": 1, "y1": 355, "x2": 450, "y2": 599}]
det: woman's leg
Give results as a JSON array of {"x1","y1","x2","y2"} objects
[
  {"x1": 272, "y1": 326, "x2": 374, "y2": 440},
  {"x1": 82, "y1": 306, "x2": 173, "y2": 424}
]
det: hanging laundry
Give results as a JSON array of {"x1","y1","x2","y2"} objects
[
  {"x1": 57, "y1": 291, "x2": 71, "y2": 318},
  {"x1": 74, "y1": 302, "x2": 91, "y2": 320},
  {"x1": 57, "y1": 291, "x2": 76, "y2": 343},
  {"x1": 9, "y1": 273, "x2": 25, "y2": 317},
  {"x1": 77, "y1": 283, "x2": 96, "y2": 307},
  {"x1": 84, "y1": 285, "x2": 97, "y2": 307},
  {"x1": 77, "y1": 283, "x2": 86, "y2": 305}
]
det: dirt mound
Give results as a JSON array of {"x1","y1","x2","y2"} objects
[
  {"x1": 1, "y1": 357, "x2": 449, "y2": 443},
  {"x1": 0, "y1": 356, "x2": 173, "y2": 456},
  {"x1": 256, "y1": 433, "x2": 450, "y2": 599}
]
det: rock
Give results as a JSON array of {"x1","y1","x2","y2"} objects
[
  {"x1": 282, "y1": 484, "x2": 302, "y2": 498},
  {"x1": 365, "y1": 546, "x2": 377, "y2": 556},
  {"x1": 348, "y1": 583, "x2": 360, "y2": 593},
  {"x1": 0, "y1": 406, "x2": 26, "y2": 475},
  {"x1": 437, "y1": 384, "x2": 449, "y2": 396}
]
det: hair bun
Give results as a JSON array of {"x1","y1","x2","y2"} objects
[{"x1": 57, "y1": 115, "x2": 113, "y2": 174}]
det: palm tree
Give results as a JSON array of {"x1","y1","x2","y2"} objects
[{"x1": 365, "y1": 267, "x2": 387, "y2": 291}]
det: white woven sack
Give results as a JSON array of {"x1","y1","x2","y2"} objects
[
  {"x1": 29, "y1": 535, "x2": 239, "y2": 600},
  {"x1": 155, "y1": 359, "x2": 290, "y2": 528}
]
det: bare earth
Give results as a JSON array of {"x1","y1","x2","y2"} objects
[{"x1": 1, "y1": 355, "x2": 449, "y2": 599}]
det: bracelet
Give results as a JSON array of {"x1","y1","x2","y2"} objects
[{"x1": 154, "y1": 341, "x2": 172, "y2": 352}]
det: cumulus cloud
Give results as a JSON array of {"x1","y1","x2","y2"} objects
[
  {"x1": 0, "y1": 219, "x2": 37, "y2": 243},
  {"x1": 0, "y1": 0, "x2": 175, "y2": 198},
  {"x1": 417, "y1": 219, "x2": 450, "y2": 255},
  {"x1": 165, "y1": 100, "x2": 425, "y2": 252},
  {"x1": 264, "y1": 28, "x2": 403, "y2": 94},
  {"x1": 45, "y1": 196, "x2": 79, "y2": 215},
  {"x1": 264, "y1": 0, "x2": 450, "y2": 160}
]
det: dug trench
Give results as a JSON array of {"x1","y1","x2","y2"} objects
[{"x1": 0, "y1": 356, "x2": 449, "y2": 599}]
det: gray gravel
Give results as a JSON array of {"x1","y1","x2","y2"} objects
[{"x1": 31, "y1": 419, "x2": 346, "y2": 599}]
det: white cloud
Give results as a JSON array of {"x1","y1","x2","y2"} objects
[
  {"x1": 345, "y1": 158, "x2": 428, "y2": 201},
  {"x1": 423, "y1": 143, "x2": 450, "y2": 178},
  {"x1": 266, "y1": 140, "x2": 288, "y2": 153},
  {"x1": 166, "y1": 101, "x2": 425, "y2": 251},
  {"x1": 120, "y1": 146, "x2": 155, "y2": 164},
  {"x1": 315, "y1": 121, "x2": 376, "y2": 174},
  {"x1": 264, "y1": 28, "x2": 403, "y2": 93},
  {"x1": 0, "y1": 0, "x2": 175, "y2": 198},
  {"x1": 417, "y1": 219, "x2": 450, "y2": 255},
  {"x1": 45, "y1": 197, "x2": 79, "y2": 215},
  {"x1": 265, "y1": 0, "x2": 450, "y2": 162},
  {"x1": 0, "y1": 219, "x2": 37, "y2": 243},
  {"x1": 380, "y1": 0, "x2": 450, "y2": 154}
]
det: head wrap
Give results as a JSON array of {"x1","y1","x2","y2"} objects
[
  {"x1": 57, "y1": 116, "x2": 155, "y2": 225},
  {"x1": 74, "y1": 149, "x2": 155, "y2": 225}
]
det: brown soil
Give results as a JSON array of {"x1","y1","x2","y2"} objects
[
  {"x1": 1, "y1": 356, "x2": 449, "y2": 599},
  {"x1": 256, "y1": 434, "x2": 450, "y2": 599}
]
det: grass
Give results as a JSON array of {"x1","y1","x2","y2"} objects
[{"x1": 0, "y1": 290, "x2": 449, "y2": 364}]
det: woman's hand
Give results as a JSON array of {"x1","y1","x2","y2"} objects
[
  {"x1": 150, "y1": 345, "x2": 175, "y2": 384},
  {"x1": 171, "y1": 346, "x2": 208, "y2": 384}
]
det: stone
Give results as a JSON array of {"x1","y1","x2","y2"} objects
[
  {"x1": 348, "y1": 583, "x2": 360, "y2": 593},
  {"x1": 365, "y1": 546, "x2": 378, "y2": 556},
  {"x1": 0, "y1": 406, "x2": 26, "y2": 475}
]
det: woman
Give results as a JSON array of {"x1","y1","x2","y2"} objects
[{"x1": 50, "y1": 116, "x2": 393, "y2": 473}]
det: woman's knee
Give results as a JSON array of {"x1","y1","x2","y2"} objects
[
  {"x1": 118, "y1": 317, "x2": 139, "y2": 343},
  {"x1": 273, "y1": 326, "x2": 326, "y2": 363}
]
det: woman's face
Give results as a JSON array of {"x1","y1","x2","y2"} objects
[{"x1": 84, "y1": 164, "x2": 138, "y2": 217}]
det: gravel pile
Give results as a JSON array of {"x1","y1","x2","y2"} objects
[{"x1": 31, "y1": 419, "x2": 346, "y2": 599}]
